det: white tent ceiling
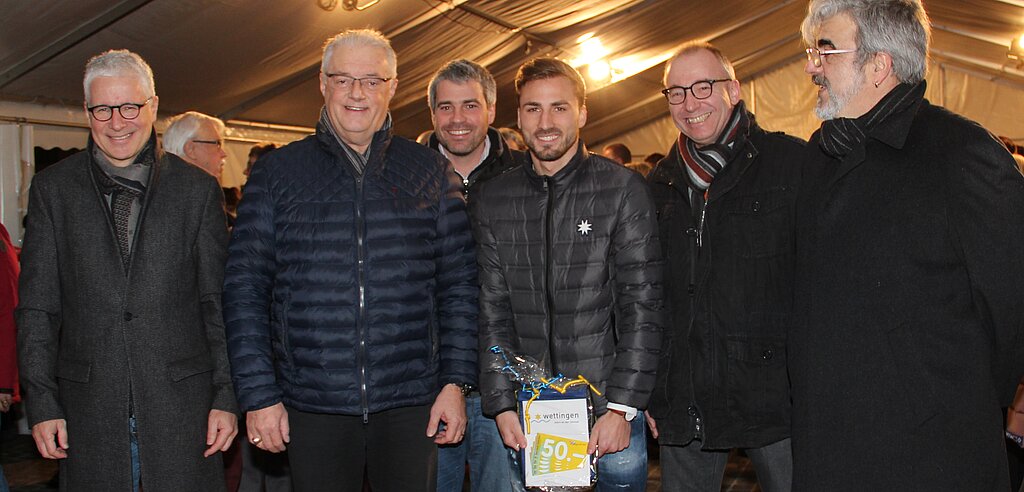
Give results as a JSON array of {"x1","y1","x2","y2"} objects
[{"x1": 1, "y1": 0, "x2": 1023, "y2": 147}]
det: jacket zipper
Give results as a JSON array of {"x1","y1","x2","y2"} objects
[
  {"x1": 698, "y1": 189, "x2": 713, "y2": 441},
  {"x1": 697, "y1": 190, "x2": 708, "y2": 249},
  {"x1": 355, "y1": 175, "x2": 369, "y2": 423},
  {"x1": 543, "y1": 177, "x2": 558, "y2": 375}
]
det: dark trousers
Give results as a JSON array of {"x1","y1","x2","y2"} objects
[{"x1": 287, "y1": 404, "x2": 436, "y2": 492}]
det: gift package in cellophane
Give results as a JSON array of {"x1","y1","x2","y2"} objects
[{"x1": 488, "y1": 346, "x2": 599, "y2": 490}]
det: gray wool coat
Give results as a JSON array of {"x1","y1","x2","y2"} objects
[{"x1": 16, "y1": 139, "x2": 237, "y2": 492}]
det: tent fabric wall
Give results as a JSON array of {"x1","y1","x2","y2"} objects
[
  {"x1": 0, "y1": 124, "x2": 34, "y2": 244},
  {"x1": 938, "y1": 64, "x2": 1024, "y2": 142},
  {"x1": 591, "y1": 115, "x2": 678, "y2": 160}
]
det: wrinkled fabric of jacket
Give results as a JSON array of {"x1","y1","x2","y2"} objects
[
  {"x1": 223, "y1": 119, "x2": 478, "y2": 416},
  {"x1": 471, "y1": 142, "x2": 665, "y2": 417},
  {"x1": 646, "y1": 123, "x2": 803, "y2": 449}
]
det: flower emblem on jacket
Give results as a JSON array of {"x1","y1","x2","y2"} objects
[{"x1": 577, "y1": 219, "x2": 592, "y2": 236}]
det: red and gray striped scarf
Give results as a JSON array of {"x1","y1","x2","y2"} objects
[{"x1": 677, "y1": 100, "x2": 751, "y2": 192}]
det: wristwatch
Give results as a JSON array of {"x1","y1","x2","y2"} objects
[
  {"x1": 448, "y1": 382, "x2": 475, "y2": 397},
  {"x1": 607, "y1": 405, "x2": 637, "y2": 421}
]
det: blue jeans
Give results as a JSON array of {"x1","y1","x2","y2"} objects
[
  {"x1": 595, "y1": 411, "x2": 648, "y2": 491},
  {"x1": 509, "y1": 410, "x2": 648, "y2": 490},
  {"x1": 437, "y1": 396, "x2": 524, "y2": 492},
  {"x1": 129, "y1": 415, "x2": 141, "y2": 492}
]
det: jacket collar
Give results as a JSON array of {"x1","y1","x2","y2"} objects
[
  {"x1": 428, "y1": 127, "x2": 516, "y2": 183},
  {"x1": 813, "y1": 82, "x2": 926, "y2": 191},
  {"x1": 523, "y1": 139, "x2": 588, "y2": 189},
  {"x1": 315, "y1": 109, "x2": 394, "y2": 176},
  {"x1": 865, "y1": 82, "x2": 926, "y2": 151}
]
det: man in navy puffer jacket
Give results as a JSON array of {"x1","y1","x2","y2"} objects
[{"x1": 223, "y1": 29, "x2": 478, "y2": 492}]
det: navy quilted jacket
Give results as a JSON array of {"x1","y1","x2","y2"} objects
[{"x1": 223, "y1": 119, "x2": 478, "y2": 417}]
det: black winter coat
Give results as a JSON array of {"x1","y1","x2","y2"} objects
[
  {"x1": 471, "y1": 143, "x2": 665, "y2": 417},
  {"x1": 223, "y1": 119, "x2": 478, "y2": 417},
  {"x1": 791, "y1": 91, "x2": 1024, "y2": 491},
  {"x1": 647, "y1": 123, "x2": 803, "y2": 449}
]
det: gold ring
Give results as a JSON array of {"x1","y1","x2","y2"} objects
[{"x1": 251, "y1": 436, "x2": 262, "y2": 444}]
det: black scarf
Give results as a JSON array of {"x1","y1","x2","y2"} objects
[
  {"x1": 677, "y1": 100, "x2": 752, "y2": 193},
  {"x1": 819, "y1": 82, "x2": 923, "y2": 158}
]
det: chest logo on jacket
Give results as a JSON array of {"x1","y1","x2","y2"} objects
[{"x1": 576, "y1": 219, "x2": 592, "y2": 236}]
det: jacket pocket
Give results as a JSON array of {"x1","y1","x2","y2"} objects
[
  {"x1": 271, "y1": 292, "x2": 294, "y2": 374},
  {"x1": 725, "y1": 335, "x2": 788, "y2": 420},
  {"x1": 429, "y1": 299, "x2": 440, "y2": 369},
  {"x1": 56, "y1": 358, "x2": 91, "y2": 383},
  {"x1": 721, "y1": 187, "x2": 793, "y2": 258},
  {"x1": 167, "y1": 353, "x2": 214, "y2": 382}
]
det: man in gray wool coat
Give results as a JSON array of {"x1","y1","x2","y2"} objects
[{"x1": 16, "y1": 49, "x2": 238, "y2": 492}]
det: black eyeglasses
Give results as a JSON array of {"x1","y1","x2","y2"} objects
[
  {"x1": 192, "y1": 139, "x2": 224, "y2": 148},
  {"x1": 87, "y1": 97, "x2": 152, "y2": 121},
  {"x1": 805, "y1": 47, "x2": 857, "y2": 68},
  {"x1": 323, "y1": 73, "x2": 392, "y2": 92},
  {"x1": 661, "y1": 79, "x2": 732, "y2": 105}
]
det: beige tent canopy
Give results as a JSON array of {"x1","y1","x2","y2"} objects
[{"x1": 1, "y1": 0, "x2": 1022, "y2": 187}]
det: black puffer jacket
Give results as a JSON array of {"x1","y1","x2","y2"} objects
[
  {"x1": 646, "y1": 122, "x2": 803, "y2": 449},
  {"x1": 471, "y1": 142, "x2": 665, "y2": 417}
]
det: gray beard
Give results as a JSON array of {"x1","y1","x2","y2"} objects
[{"x1": 813, "y1": 72, "x2": 865, "y2": 120}]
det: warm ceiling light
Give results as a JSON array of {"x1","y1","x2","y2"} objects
[
  {"x1": 588, "y1": 60, "x2": 611, "y2": 82},
  {"x1": 576, "y1": 32, "x2": 596, "y2": 44},
  {"x1": 572, "y1": 36, "x2": 610, "y2": 68},
  {"x1": 1009, "y1": 34, "x2": 1024, "y2": 64}
]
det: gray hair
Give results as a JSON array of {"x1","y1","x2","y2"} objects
[
  {"x1": 83, "y1": 49, "x2": 156, "y2": 104},
  {"x1": 801, "y1": 0, "x2": 930, "y2": 83},
  {"x1": 427, "y1": 59, "x2": 497, "y2": 110},
  {"x1": 162, "y1": 111, "x2": 225, "y2": 157},
  {"x1": 663, "y1": 41, "x2": 737, "y2": 86},
  {"x1": 321, "y1": 29, "x2": 397, "y2": 78}
]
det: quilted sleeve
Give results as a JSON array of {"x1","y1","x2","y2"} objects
[
  {"x1": 434, "y1": 159, "x2": 479, "y2": 388},
  {"x1": 605, "y1": 171, "x2": 666, "y2": 410},
  {"x1": 222, "y1": 161, "x2": 281, "y2": 412}
]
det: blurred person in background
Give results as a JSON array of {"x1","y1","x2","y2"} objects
[
  {"x1": 163, "y1": 111, "x2": 229, "y2": 181},
  {"x1": 497, "y1": 127, "x2": 525, "y2": 151},
  {"x1": 0, "y1": 223, "x2": 19, "y2": 492}
]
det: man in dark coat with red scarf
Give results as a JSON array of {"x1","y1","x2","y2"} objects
[{"x1": 646, "y1": 42, "x2": 802, "y2": 492}]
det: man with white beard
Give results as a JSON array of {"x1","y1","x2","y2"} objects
[{"x1": 790, "y1": 1, "x2": 1024, "y2": 490}]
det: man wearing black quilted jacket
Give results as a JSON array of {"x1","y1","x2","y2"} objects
[{"x1": 470, "y1": 57, "x2": 665, "y2": 491}]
